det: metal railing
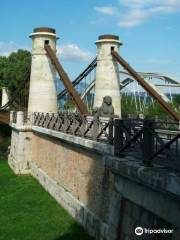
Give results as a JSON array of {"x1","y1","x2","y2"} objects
[
  {"x1": 32, "y1": 112, "x2": 180, "y2": 170},
  {"x1": 114, "y1": 119, "x2": 180, "y2": 169},
  {"x1": 33, "y1": 112, "x2": 114, "y2": 143}
]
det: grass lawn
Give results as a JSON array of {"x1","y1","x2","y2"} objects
[{"x1": 0, "y1": 139, "x2": 94, "y2": 240}]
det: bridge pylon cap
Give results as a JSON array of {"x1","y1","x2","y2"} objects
[
  {"x1": 29, "y1": 27, "x2": 59, "y2": 39},
  {"x1": 96, "y1": 34, "x2": 122, "y2": 45},
  {"x1": 33, "y1": 27, "x2": 56, "y2": 34}
]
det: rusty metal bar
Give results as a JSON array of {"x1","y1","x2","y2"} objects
[
  {"x1": 111, "y1": 50, "x2": 180, "y2": 121},
  {"x1": 44, "y1": 44, "x2": 89, "y2": 115}
]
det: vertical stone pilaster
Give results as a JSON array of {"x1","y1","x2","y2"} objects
[
  {"x1": 16, "y1": 111, "x2": 24, "y2": 126},
  {"x1": 8, "y1": 129, "x2": 32, "y2": 174},
  {"x1": 9, "y1": 111, "x2": 14, "y2": 125},
  {"x1": 94, "y1": 35, "x2": 122, "y2": 117},
  {"x1": 1, "y1": 87, "x2": 9, "y2": 107}
]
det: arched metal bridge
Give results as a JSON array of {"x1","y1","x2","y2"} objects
[{"x1": 0, "y1": 48, "x2": 180, "y2": 124}]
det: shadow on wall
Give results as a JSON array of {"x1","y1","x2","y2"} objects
[
  {"x1": 75, "y1": 141, "x2": 115, "y2": 239},
  {"x1": 32, "y1": 133, "x2": 112, "y2": 239},
  {"x1": 32, "y1": 132, "x2": 178, "y2": 240}
]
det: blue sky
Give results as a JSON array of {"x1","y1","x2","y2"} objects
[{"x1": 0, "y1": 0, "x2": 180, "y2": 80}]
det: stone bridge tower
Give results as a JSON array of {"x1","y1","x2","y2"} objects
[
  {"x1": 28, "y1": 27, "x2": 58, "y2": 113},
  {"x1": 94, "y1": 35, "x2": 122, "y2": 117}
]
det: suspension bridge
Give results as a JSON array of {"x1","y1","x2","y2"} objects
[
  {"x1": 1, "y1": 67, "x2": 180, "y2": 124},
  {"x1": 0, "y1": 28, "x2": 179, "y2": 165},
  {"x1": 0, "y1": 32, "x2": 180, "y2": 123},
  {"x1": 4, "y1": 28, "x2": 180, "y2": 240}
]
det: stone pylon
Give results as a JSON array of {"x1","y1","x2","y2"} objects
[
  {"x1": 28, "y1": 27, "x2": 58, "y2": 113},
  {"x1": 1, "y1": 87, "x2": 9, "y2": 107},
  {"x1": 94, "y1": 35, "x2": 122, "y2": 117}
]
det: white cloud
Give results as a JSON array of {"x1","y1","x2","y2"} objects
[
  {"x1": 94, "y1": 6, "x2": 118, "y2": 15},
  {"x1": 118, "y1": 9, "x2": 147, "y2": 27},
  {"x1": 0, "y1": 41, "x2": 93, "y2": 63},
  {"x1": 120, "y1": 0, "x2": 180, "y2": 9},
  {"x1": 0, "y1": 41, "x2": 18, "y2": 56},
  {"x1": 57, "y1": 44, "x2": 93, "y2": 62},
  {"x1": 0, "y1": 41, "x2": 30, "y2": 56},
  {"x1": 94, "y1": 1, "x2": 180, "y2": 28},
  {"x1": 118, "y1": 0, "x2": 180, "y2": 27}
]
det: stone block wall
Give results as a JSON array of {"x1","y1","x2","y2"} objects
[
  {"x1": 8, "y1": 125, "x2": 32, "y2": 174},
  {"x1": 9, "y1": 124, "x2": 180, "y2": 240},
  {"x1": 31, "y1": 132, "x2": 112, "y2": 220}
]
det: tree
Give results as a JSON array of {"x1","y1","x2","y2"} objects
[
  {"x1": 0, "y1": 50, "x2": 31, "y2": 108},
  {"x1": 173, "y1": 95, "x2": 180, "y2": 113},
  {"x1": 64, "y1": 99, "x2": 75, "y2": 110},
  {"x1": 3, "y1": 50, "x2": 31, "y2": 95},
  {"x1": 0, "y1": 56, "x2": 8, "y2": 87}
]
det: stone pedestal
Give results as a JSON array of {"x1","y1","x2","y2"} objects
[
  {"x1": 94, "y1": 35, "x2": 122, "y2": 117},
  {"x1": 8, "y1": 111, "x2": 32, "y2": 174},
  {"x1": 28, "y1": 27, "x2": 58, "y2": 113}
]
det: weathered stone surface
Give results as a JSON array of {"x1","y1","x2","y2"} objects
[
  {"x1": 32, "y1": 126, "x2": 114, "y2": 156},
  {"x1": 28, "y1": 29, "x2": 58, "y2": 113},
  {"x1": 30, "y1": 162, "x2": 108, "y2": 239},
  {"x1": 94, "y1": 36, "x2": 122, "y2": 117},
  {"x1": 8, "y1": 127, "x2": 32, "y2": 174},
  {"x1": 9, "y1": 124, "x2": 180, "y2": 240}
]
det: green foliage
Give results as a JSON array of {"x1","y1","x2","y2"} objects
[
  {"x1": 144, "y1": 102, "x2": 168, "y2": 119},
  {"x1": 0, "y1": 136, "x2": 10, "y2": 158},
  {"x1": 121, "y1": 93, "x2": 180, "y2": 119},
  {"x1": 0, "y1": 56, "x2": 8, "y2": 87},
  {"x1": 4, "y1": 50, "x2": 31, "y2": 94},
  {"x1": 121, "y1": 94, "x2": 144, "y2": 117},
  {"x1": 64, "y1": 100, "x2": 75, "y2": 110},
  {"x1": 173, "y1": 95, "x2": 180, "y2": 113},
  {"x1": 0, "y1": 50, "x2": 31, "y2": 98},
  {"x1": 0, "y1": 139, "x2": 94, "y2": 240}
]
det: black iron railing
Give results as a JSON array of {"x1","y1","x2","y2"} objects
[
  {"x1": 33, "y1": 112, "x2": 180, "y2": 170},
  {"x1": 114, "y1": 119, "x2": 180, "y2": 169}
]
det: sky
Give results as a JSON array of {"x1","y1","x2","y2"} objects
[{"x1": 0, "y1": 0, "x2": 180, "y2": 81}]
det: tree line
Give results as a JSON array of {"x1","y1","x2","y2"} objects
[{"x1": 0, "y1": 50, "x2": 31, "y2": 98}]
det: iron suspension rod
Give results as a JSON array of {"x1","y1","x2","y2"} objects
[{"x1": 111, "y1": 50, "x2": 180, "y2": 121}]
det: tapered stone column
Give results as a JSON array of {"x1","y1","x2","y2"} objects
[
  {"x1": 1, "y1": 87, "x2": 9, "y2": 107},
  {"x1": 94, "y1": 35, "x2": 122, "y2": 117},
  {"x1": 28, "y1": 27, "x2": 58, "y2": 113}
]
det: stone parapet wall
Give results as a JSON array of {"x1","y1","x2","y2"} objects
[
  {"x1": 9, "y1": 124, "x2": 180, "y2": 240},
  {"x1": 31, "y1": 127, "x2": 114, "y2": 222}
]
